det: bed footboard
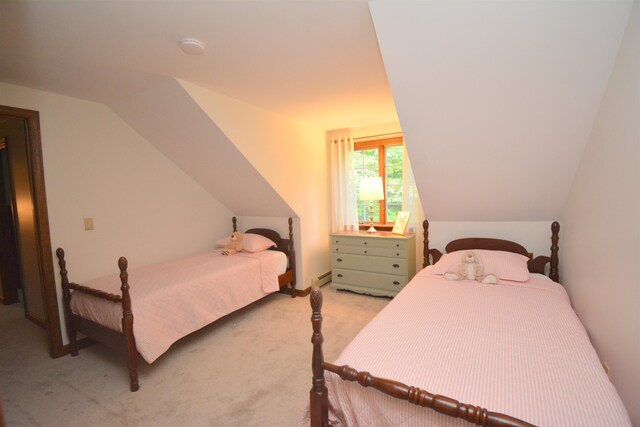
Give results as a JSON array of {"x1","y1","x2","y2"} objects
[
  {"x1": 309, "y1": 288, "x2": 535, "y2": 427},
  {"x1": 56, "y1": 249, "x2": 139, "y2": 392}
]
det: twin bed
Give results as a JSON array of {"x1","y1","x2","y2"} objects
[
  {"x1": 306, "y1": 221, "x2": 630, "y2": 426},
  {"x1": 56, "y1": 217, "x2": 296, "y2": 391},
  {"x1": 56, "y1": 216, "x2": 630, "y2": 425}
]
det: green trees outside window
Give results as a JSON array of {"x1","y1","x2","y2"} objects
[{"x1": 353, "y1": 137, "x2": 403, "y2": 226}]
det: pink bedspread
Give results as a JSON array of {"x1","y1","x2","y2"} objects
[
  {"x1": 302, "y1": 269, "x2": 630, "y2": 426},
  {"x1": 71, "y1": 250, "x2": 283, "y2": 363}
]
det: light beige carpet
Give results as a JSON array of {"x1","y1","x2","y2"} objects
[{"x1": 0, "y1": 286, "x2": 389, "y2": 426}]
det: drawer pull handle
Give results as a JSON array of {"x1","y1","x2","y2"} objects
[
  {"x1": 393, "y1": 281, "x2": 400, "y2": 285},
  {"x1": 364, "y1": 242, "x2": 367, "y2": 245},
  {"x1": 337, "y1": 274, "x2": 343, "y2": 278},
  {"x1": 393, "y1": 264, "x2": 400, "y2": 268},
  {"x1": 337, "y1": 258, "x2": 343, "y2": 262},
  {"x1": 396, "y1": 253, "x2": 399, "y2": 256},
  {"x1": 364, "y1": 250, "x2": 367, "y2": 254},
  {"x1": 396, "y1": 244, "x2": 400, "y2": 247},
  {"x1": 335, "y1": 248, "x2": 339, "y2": 252}
]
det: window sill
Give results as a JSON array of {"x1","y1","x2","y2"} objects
[{"x1": 358, "y1": 224, "x2": 393, "y2": 232}]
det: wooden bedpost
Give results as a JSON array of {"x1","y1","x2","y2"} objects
[
  {"x1": 288, "y1": 217, "x2": 297, "y2": 298},
  {"x1": 310, "y1": 288, "x2": 328, "y2": 427},
  {"x1": 119, "y1": 256, "x2": 139, "y2": 392},
  {"x1": 56, "y1": 248, "x2": 78, "y2": 356},
  {"x1": 423, "y1": 219, "x2": 445, "y2": 266},
  {"x1": 423, "y1": 219, "x2": 430, "y2": 268},
  {"x1": 232, "y1": 216, "x2": 237, "y2": 232},
  {"x1": 550, "y1": 221, "x2": 560, "y2": 283}
]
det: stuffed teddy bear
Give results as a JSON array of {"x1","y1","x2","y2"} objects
[
  {"x1": 444, "y1": 251, "x2": 498, "y2": 284},
  {"x1": 221, "y1": 232, "x2": 243, "y2": 256}
]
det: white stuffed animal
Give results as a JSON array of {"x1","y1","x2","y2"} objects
[{"x1": 444, "y1": 251, "x2": 498, "y2": 284}]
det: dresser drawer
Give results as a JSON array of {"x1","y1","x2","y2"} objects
[
  {"x1": 332, "y1": 244, "x2": 406, "y2": 258},
  {"x1": 332, "y1": 268, "x2": 408, "y2": 292},
  {"x1": 332, "y1": 253, "x2": 407, "y2": 275},
  {"x1": 329, "y1": 232, "x2": 416, "y2": 298},
  {"x1": 331, "y1": 236, "x2": 408, "y2": 250}
]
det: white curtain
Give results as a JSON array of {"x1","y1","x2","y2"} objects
[
  {"x1": 331, "y1": 136, "x2": 359, "y2": 232},
  {"x1": 402, "y1": 144, "x2": 424, "y2": 235}
]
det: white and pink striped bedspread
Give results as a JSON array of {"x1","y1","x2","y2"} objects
[
  {"x1": 71, "y1": 250, "x2": 285, "y2": 363},
  {"x1": 303, "y1": 269, "x2": 630, "y2": 426}
]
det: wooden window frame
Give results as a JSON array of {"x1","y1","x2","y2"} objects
[{"x1": 354, "y1": 136, "x2": 403, "y2": 230}]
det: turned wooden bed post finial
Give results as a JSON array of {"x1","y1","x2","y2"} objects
[
  {"x1": 288, "y1": 217, "x2": 296, "y2": 297},
  {"x1": 119, "y1": 256, "x2": 139, "y2": 392},
  {"x1": 56, "y1": 248, "x2": 79, "y2": 356},
  {"x1": 56, "y1": 248, "x2": 69, "y2": 296},
  {"x1": 310, "y1": 288, "x2": 328, "y2": 427},
  {"x1": 232, "y1": 216, "x2": 237, "y2": 232},
  {"x1": 288, "y1": 217, "x2": 294, "y2": 251},
  {"x1": 550, "y1": 221, "x2": 560, "y2": 283},
  {"x1": 423, "y1": 219, "x2": 430, "y2": 268}
]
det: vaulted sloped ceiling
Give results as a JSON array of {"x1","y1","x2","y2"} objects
[
  {"x1": 109, "y1": 77, "x2": 293, "y2": 217},
  {"x1": 0, "y1": 0, "x2": 395, "y2": 129},
  {"x1": 0, "y1": 0, "x2": 394, "y2": 219},
  {"x1": 0, "y1": 1, "x2": 634, "y2": 223},
  {"x1": 370, "y1": 0, "x2": 633, "y2": 221}
]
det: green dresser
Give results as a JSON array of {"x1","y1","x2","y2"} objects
[{"x1": 330, "y1": 231, "x2": 416, "y2": 297}]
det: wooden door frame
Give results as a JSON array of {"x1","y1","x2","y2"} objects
[{"x1": 0, "y1": 105, "x2": 64, "y2": 358}]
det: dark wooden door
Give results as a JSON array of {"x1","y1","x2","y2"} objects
[
  {"x1": 0, "y1": 142, "x2": 20, "y2": 305},
  {"x1": 0, "y1": 206, "x2": 20, "y2": 304}
]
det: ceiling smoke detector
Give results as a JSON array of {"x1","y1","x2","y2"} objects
[{"x1": 180, "y1": 38, "x2": 205, "y2": 55}]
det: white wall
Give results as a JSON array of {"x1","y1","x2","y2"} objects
[
  {"x1": 562, "y1": 1, "x2": 640, "y2": 423},
  {"x1": 179, "y1": 80, "x2": 330, "y2": 289},
  {"x1": 348, "y1": 121, "x2": 402, "y2": 140},
  {"x1": 0, "y1": 82, "x2": 233, "y2": 342}
]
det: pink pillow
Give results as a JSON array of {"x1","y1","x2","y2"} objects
[
  {"x1": 216, "y1": 233, "x2": 276, "y2": 253},
  {"x1": 431, "y1": 250, "x2": 530, "y2": 282},
  {"x1": 241, "y1": 233, "x2": 277, "y2": 253},
  {"x1": 216, "y1": 236, "x2": 232, "y2": 247}
]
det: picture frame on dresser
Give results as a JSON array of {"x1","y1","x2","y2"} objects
[{"x1": 391, "y1": 211, "x2": 411, "y2": 235}]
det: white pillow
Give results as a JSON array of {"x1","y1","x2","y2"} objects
[
  {"x1": 216, "y1": 233, "x2": 276, "y2": 253},
  {"x1": 431, "y1": 249, "x2": 530, "y2": 282}
]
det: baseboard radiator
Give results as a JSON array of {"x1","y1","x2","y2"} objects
[{"x1": 311, "y1": 271, "x2": 332, "y2": 287}]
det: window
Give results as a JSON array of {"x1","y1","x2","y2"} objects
[{"x1": 353, "y1": 136, "x2": 403, "y2": 227}]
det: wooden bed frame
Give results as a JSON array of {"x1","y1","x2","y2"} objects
[
  {"x1": 56, "y1": 216, "x2": 296, "y2": 392},
  {"x1": 309, "y1": 220, "x2": 560, "y2": 427}
]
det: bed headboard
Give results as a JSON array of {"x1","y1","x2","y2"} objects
[
  {"x1": 231, "y1": 217, "x2": 297, "y2": 295},
  {"x1": 445, "y1": 238, "x2": 528, "y2": 257},
  {"x1": 231, "y1": 216, "x2": 294, "y2": 256},
  {"x1": 422, "y1": 220, "x2": 560, "y2": 283}
]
